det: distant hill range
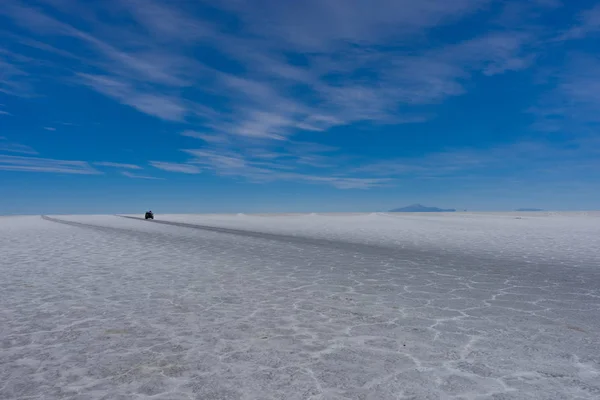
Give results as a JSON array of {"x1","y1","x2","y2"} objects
[
  {"x1": 389, "y1": 204, "x2": 456, "y2": 212},
  {"x1": 515, "y1": 208, "x2": 544, "y2": 212}
]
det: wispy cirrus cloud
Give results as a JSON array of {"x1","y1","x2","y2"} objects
[
  {"x1": 558, "y1": 4, "x2": 600, "y2": 41},
  {"x1": 0, "y1": 50, "x2": 34, "y2": 96},
  {"x1": 354, "y1": 138, "x2": 600, "y2": 182},
  {"x1": 219, "y1": 0, "x2": 491, "y2": 51},
  {"x1": 113, "y1": 0, "x2": 215, "y2": 44},
  {"x1": 558, "y1": 56, "x2": 600, "y2": 112},
  {"x1": 94, "y1": 161, "x2": 142, "y2": 170},
  {"x1": 1, "y1": 0, "x2": 536, "y2": 133},
  {"x1": 180, "y1": 130, "x2": 230, "y2": 144},
  {"x1": 250, "y1": 172, "x2": 393, "y2": 189},
  {"x1": 197, "y1": 1, "x2": 534, "y2": 135},
  {"x1": 181, "y1": 147, "x2": 386, "y2": 189},
  {"x1": 531, "y1": 54, "x2": 600, "y2": 132},
  {"x1": 0, "y1": 137, "x2": 38, "y2": 155},
  {"x1": 76, "y1": 73, "x2": 187, "y2": 121},
  {"x1": 149, "y1": 161, "x2": 202, "y2": 174},
  {"x1": 1, "y1": 1, "x2": 197, "y2": 120},
  {"x1": 121, "y1": 171, "x2": 164, "y2": 180},
  {"x1": 298, "y1": 176, "x2": 393, "y2": 190},
  {"x1": 0, "y1": 154, "x2": 100, "y2": 174},
  {"x1": 1, "y1": 0, "x2": 595, "y2": 191},
  {"x1": 182, "y1": 138, "x2": 344, "y2": 176}
]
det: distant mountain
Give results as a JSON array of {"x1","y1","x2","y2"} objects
[
  {"x1": 389, "y1": 204, "x2": 456, "y2": 212},
  {"x1": 515, "y1": 208, "x2": 544, "y2": 212}
]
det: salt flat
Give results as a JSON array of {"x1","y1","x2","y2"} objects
[
  {"x1": 146, "y1": 212, "x2": 600, "y2": 266},
  {"x1": 1, "y1": 213, "x2": 599, "y2": 400}
]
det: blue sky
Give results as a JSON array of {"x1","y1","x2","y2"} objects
[{"x1": 1, "y1": 0, "x2": 599, "y2": 214}]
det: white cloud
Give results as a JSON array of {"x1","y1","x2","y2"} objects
[
  {"x1": 299, "y1": 176, "x2": 393, "y2": 189},
  {"x1": 0, "y1": 110, "x2": 12, "y2": 116},
  {"x1": 531, "y1": 54, "x2": 600, "y2": 132},
  {"x1": 185, "y1": 149, "x2": 248, "y2": 171},
  {"x1": 203, "y1": 22, "x2": 533, "y2": 140},
  {"x1": 354, "y1": 139, "x2": 600, "y2": 181},
  {"x1": 2, "y1": 2, "x2": 192, "y2": 86},
  {"x1": 0, "y1": 53, "x2": 34, "y2": 96},
  {"x1": 114, "y1": 0, "x2": 214, "y2": 43},
  {"x1": 1, "y1": 0, "x2": 535, "y2": 133},
  {"x1": 181, "y1": 130, "x2": 229, "y2": 144},
  {"x1": 182, "y1": 148, "x2": 388, "y2": 189},
  {"x1": 0, "y1": 137, "x2": 38, "y2": 155},
  {"x1": 121, "y1": 171, "x2": 164, "y2": 180},
  {"x1": 2, "y1": 2, "x2": 199, "y2": 118},
  {"x1": 219, "y1": 0, "x2": 491, "y2": 51},
  {"x1": 43, "y1": 127, "x2": 56, "y2": 131},
  {"x1": 94, "y1": 162, "x2": 142, "y2": 170},
  {"x1": 0, "y1": 155, "x2": 100, "y2": 174},
  {"x1": 77, "y1": 73, "x2": 187, "y2": 121},
  {"x1": 558, "y1": 4, "x2": 600, "y2": 41},
  {"x1": 3, "y1": 0, "x2": 587, "y2": 190},
  {"x1": 14, "y1": 35, "x2": 83, "y2": 61},
  {"x1": 149, "y1": 161, "x2": 202, "y2": 174},
  {"x1": 559, "y1": 56, "x2": 600, "y2": 108},
  {"x1": 285, "y1": 140, "x2": 338, "y2": 154},
  {"x1": 452, "y1": 32, "x2": 535, "y2": 76}
]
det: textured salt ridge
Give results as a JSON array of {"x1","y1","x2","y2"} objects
[{"x1": 0, "y1": 215, "x2": 599, "y2": 400}]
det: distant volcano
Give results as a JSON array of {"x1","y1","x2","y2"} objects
[{"x1": 389, "y1": 204, "x2": 456, "y2": 212}]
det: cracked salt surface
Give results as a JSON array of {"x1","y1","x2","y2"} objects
[{"x1": 1, "y1": 213, "x2": 599, "y2": 399}]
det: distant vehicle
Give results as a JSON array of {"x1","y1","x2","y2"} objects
[{"x1": 145, "y1": 211, "x2": 154, "y2": 220}]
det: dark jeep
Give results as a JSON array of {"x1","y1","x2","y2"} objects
[{"x1": 145, "y1": 211, "x2": 154, "y2": 220}]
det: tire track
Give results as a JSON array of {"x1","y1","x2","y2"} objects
[
  {"x1": 115, "y1": 217, "x2": 568, "y2": 274},
  {"x1": 42, "y1": 215, "x2": 579, "y2": 277},
  {"x1": 118, "y1": 215, "x2": 405, "y2": 255},
  {"x1": 42, "y1": 215, "x2": 444, "y2": 263}
]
